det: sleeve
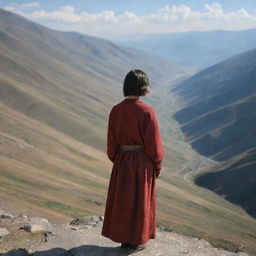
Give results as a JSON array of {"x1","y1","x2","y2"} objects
[
  {"x1": 144, "y1": 108, "x2": 165, "y2": 177},
  {"x1": 107, "y1": 108, "x2": 120, "y2": 163}
]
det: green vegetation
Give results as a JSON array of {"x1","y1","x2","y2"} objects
[{"x1": 45, "y1": 201, "x2": 71, "y2": 210}]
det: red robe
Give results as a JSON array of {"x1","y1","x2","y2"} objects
[{"x1": 101, "y1": 97, "x2": 165, "y2": 245}]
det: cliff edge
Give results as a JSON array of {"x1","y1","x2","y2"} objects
[{"x1": 0, "y1": 210, "x2": 249, "y2": 256}]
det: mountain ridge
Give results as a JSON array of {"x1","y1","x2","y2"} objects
[
  {"x1": 172, "y1": 47, "x2": 256, "y2": 219},
  {"x1": 117, "y1": 28, "x2": 256, "y2": 67},
  {"x1": 173, "y1": 47, "x2": 256, "y2": 160}
]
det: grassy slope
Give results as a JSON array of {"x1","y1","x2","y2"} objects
[
  {"x1": 170, "y1": 49, "x2": 256, "y2": 254},
  {"x1": 0, "y1": 9, "x2": 256, "y2": 255},
  {"x1": 173, "y1": 49, "x2": 256, "y2": 161},
  {"x1": 194, "y1": 148, "x2": 256, "y2": 218}
]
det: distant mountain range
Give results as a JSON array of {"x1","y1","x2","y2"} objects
[
  {"x1": 1, "y1": 9, "x2": 256, "y2": 255},
  {"x1": 117, "y1": 29, "x2": 256, "y2": 67},
  {"x1": 173, "y1": 48, "x2": 256, "y2": 218}
]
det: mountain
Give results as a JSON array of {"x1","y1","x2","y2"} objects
[
  {"x1": 0, "y1": 7, "x2": 190, "y2": 219},
  {"x1": 117, "y1": 29, "x2": 256, "y2": 67},
  {"x1": 172, "y1": 48, "x2": 256, "y2": 219},
  {"x1": 1, "y1": 9, "x2": 256, "y2": 255},
  {"x1": 194, "y1": 148, "x2": 256, "y2": 218},
  {"x1": 173, "y1": 48, "x2": 256, "y2": 161}
]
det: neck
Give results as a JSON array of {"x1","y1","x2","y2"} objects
[{"x1": 126, "y1": 95, "x2": 140, "y2": 99}]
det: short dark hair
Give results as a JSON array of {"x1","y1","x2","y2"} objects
[{"x1": 123, "y1": 69, "x2": 149, "y2": 97}]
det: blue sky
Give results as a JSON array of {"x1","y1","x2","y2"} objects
[
  {"x1": 1, "y1": 1, "x2": 256, "y2": 39},
  {"x1": 1, "y1": 0, "x2": 256, "y2": 14}
]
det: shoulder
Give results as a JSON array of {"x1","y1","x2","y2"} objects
[
  {"x1": 141, "y1": 102, "x2": 155, "y2": 113},
  {"x1": 138, "y1": 102, "x2": 158, "y2": 123},
  {"x1": 108, "y1": 102, "x2": 122, "y2": 119},
  {"x1": 110, "y1": 100, "x2": 156, "y2": 116},
  {"x1": 110, "y1": 102, "x2": 121, "y2": 114},
  {"x1": 139, "y1": 101, "x2": 156, "y2": 115}
]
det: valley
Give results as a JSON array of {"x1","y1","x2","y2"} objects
[
  {"x1": 172, "y1": 48, "x2": 256, "y2": 223},
  {"x1": 0, "y1": 8, "x2": 256, "y2": 255}
]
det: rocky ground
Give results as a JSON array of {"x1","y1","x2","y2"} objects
[{"x1": 0, "y1": 209, "x2": 250, "y2": 256}]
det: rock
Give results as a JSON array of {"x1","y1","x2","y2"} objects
[
  {"x1": 20, "y1": 224, "x2": 45, "y2": 233},
  {"x1": 195, "y1": 238, "x2": 213, "y2": 249},
  {"x1": 42, "y1": 231, "x2": 56, "y2": 242},
  {"x1": 69, "y1": 215, "x2": 100, "y2": 226},
  {"x1": 1, "y1": 248, "x2": 29, "y2": 256},
  {"x1": 80, "y1": 225, "x2": 93, "y2": 230},
  {"x1": 45, "y1": 230, "x2": 56, "y2": 236},
  {"x1": 18, "y1": 217, "x2": 52, "y2": 233},
  {"x1": 27, "y1": 217, "x2": 52, "y2": 228},
  {"x1": 17, "y1": 214, "x2": 28, "y2": 221},
  {"x1": 69, "y1": 224, "x2": 93, "y2": 231},
  {"x1": 158, "y1": 225, "x2": 165, "y2": 231},
  {"x1": 0, "y1": 228, "x2": 10, "y2": 237},
  {"x1": 179, "y1": 250, "x2": 189, "y2": 254},
  {"x1": 91, "y1": 215, "x2": 100, "y2": 223},
  {"x1": 1, "y1": 213, "x2": 15, "y2": 220},
  {"x1": 236, "y1": 244, "x2": 245, "y2": 252}
]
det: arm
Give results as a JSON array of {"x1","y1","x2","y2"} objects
[
  {"x1": 107, "y1": 108, "x2": 119, "y2": 163},
  {"x1": 144, "y1": 108, "x2": 165, "y2": 177}
]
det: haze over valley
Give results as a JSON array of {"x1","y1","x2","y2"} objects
[
  {"x1": 172, "y1": 48, "x2": 256, "y2": 219},
  {"x1": 118, "y1": 29, "x2": 256, "y2": 68}
]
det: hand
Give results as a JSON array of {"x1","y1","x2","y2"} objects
[{"x1": 156, "y1": 172, "x2": 161, "y2": 178}]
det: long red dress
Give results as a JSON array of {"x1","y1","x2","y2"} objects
[{"x1": 101, "y1": 97, "x2": 165, "y2": 245}]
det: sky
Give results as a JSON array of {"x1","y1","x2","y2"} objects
[{"x1": 1, "y1": 0, "x2": 256, "y2": 39}]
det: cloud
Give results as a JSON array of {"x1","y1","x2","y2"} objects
[
  {"x1": 20, "y1": 2, "x2": 40, "y2": 8},
  {"x1": 204, "y1": 3, "x2": 223, "y2": 18},
  {"x1": 7, "y1": 5, "x2": 119, "y2": 23},
  {"x1": 4, "y1": 2, "x2": 39, "y2": 13},
  {"x1": 3, "y1": 3, "x2": 256, "y2": 39},
  {"x1": 121, "y1": 12, "x2": 141, "y2": 23},
  {"x1": 27, "y1": 5, "x2": 82, "y2": 23}
]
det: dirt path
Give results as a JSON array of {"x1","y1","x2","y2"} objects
[{"x1": 31, "y1": 221, "x2": 248, "y2": 256}]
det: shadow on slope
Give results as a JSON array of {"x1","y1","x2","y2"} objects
[
  {"x1": 194, "y1": 148, "x2": 256, "y2": 218},
  {"x1": 32, "y1": 245, "x2": 129, "y2": 256},
  {"x1": 173, "y1": 48, "x2": 256, "y2": 161}
]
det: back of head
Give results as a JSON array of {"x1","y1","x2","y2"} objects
[{"x1": 123, "y1": 69, "x2": 150, "y2": 97}]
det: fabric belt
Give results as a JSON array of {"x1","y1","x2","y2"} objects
[{"x1": 120, "y1": 145, "x2": 144, "y2": 151}]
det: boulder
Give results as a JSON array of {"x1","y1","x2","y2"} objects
[
  {"x1": 20, "y1": 224, "x2": 45, "y2": 233},
  {"x1": 69, "y1": 215, "x2": 100, "y2": 226},
  {"x1": 0, "y1": 228, "x2": 10, "y2": 237},
  {"x1": 1, "y1": 213, "x2": 15, "y2": 220},
  {"x1": 27, "y1": 217, "x2": 52, "y2": 228}
]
